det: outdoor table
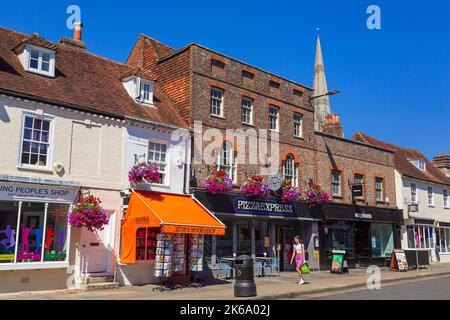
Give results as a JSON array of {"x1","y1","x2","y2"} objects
[
  {"x1": 219, "y1": 257, "x2": 236, "y2": 278},
  {"x1": 255, "y1": 257, "x2": 275, "y2": 277}
]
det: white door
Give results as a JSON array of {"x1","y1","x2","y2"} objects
[{"x1": 81, "y1": 227, "x2": 108, "y2": 274}]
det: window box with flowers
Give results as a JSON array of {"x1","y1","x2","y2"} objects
[
  {"x1": 202, "y1": 171, "x2": 233, "y2": 195},
  {"x1": 128, "y1": 162, "x2": 162, "y2": 185},
  {"x1": 304, "y1": 184, "x2": 330, "y2": 208},
  {"x1": 280, "y1": 180, "x2": 301, "y2": 203},
  {"x1": 68, "y1": 195, "x2": 108, "y2": 232},
  {"x1": 241, "y1": 175, "x2": 270, "y2": 198}
]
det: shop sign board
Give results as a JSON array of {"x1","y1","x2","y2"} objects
[
  {"x1": 330, "y1": 249, "x2": 345, "y2": 274},
  {"x1": 355, "y1": 212, "x2": 373, "y2": 220},
  {"x1": 352, "y1": 184, "x2": 363, "y2": 198},
  {"x1": 0, "y1": 181, "x2": 78, "y2": 203},
  {"x1": 389, "y1": 249, "x2": 409, "y2": 271},
  {"x1": 233, "y1": 196, "x2": 296, "y2": 217}
]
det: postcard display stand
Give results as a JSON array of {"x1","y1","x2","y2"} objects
[
  {"x1": 188, "y1": 234, "x2": 204, "y2": 288},
  {"x1": 152, "y1": 233, "x2": 174, "y2": 292}
]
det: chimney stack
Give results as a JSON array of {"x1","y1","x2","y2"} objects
[
  {"x1": 73, "y1": 22, "x2": 82, "y2": 41},
  {"x1": 433, "y1": 154, "x2": 450, "y2": 178},
  {"x1": 59, "y1": 21, "x2": 86, "y2": 50},
  {"x1": 322, "y1": 113, "x2": 344, "y2": 138}
]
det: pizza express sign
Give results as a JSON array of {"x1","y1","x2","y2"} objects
[
  {"x1": 0, "y1": 182, "x2": 79, "y2": 203},
  {"x1": 233, "y1": 196, "x2": 296, "y2": 217}
]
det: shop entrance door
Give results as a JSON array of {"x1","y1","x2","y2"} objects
[
  {"x1": 81, "y1": 226, "x2": 109, "y2": 274},
  {"x1": 354, "y1": 222, "x2": 371, "y2": 265},
  {"x1": 276, "y1": 226, "x2": 296, "y2": 271}
]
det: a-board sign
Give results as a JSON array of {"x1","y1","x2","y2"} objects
[
  {"x1": 330, "y1": 249, "x2": 345, "y2": 274},
  {"x1": 389, "y1": 249, "x2": 409, "y2": 271}
]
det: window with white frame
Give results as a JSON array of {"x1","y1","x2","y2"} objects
[
  {"x1": 444, "y1": 189, "x2": 449, "y2": 208},
  {"x1": 241, "y1": 97, "x2": 253, "y2": 125},
  {"x1": 410, "y1": 183, "x2": 417, "y2": 203},
  {"x1": 332, "y1": 170, "x2": 341, "y2": 197},
  {"x1": 282, "y1": 155, "x2": 298, "y2": 187},
  {"x1": 216, "y1": 142, "x2": 236, "y2": 183},
  {"x1": 439, "y1": 228, "x2": 450, "y2": 253},
  {"x1": 293, "y1": 113, "x2": 303, "y2": 138},
  {"x1": 210, "y1": 87, "x2": 224, "y2": 117},
  {"x1": 20, "y1": 115, "x2": 51, "y2": 167},
  {"x1": 139, "y1": 80, "x2": 153, "y2": 104},
  {"x1": 418, "y1": 159, "x2": 426, "y2": 171},
  {"x1": 354, "y1": 174, "x2": 364, "y2": 198},
  {"x1": 268, "y1": 106, "x2": 279, "y2": 131},
  {"x1": 427, "y1": 186, "x2": 434, "y2": 206},
  {"x1": 148, "y1": 142, "x2": 167, "y2": 184},
  {"x1": 375, "y1": 177, "x2": 384, "y2": 201},
  {"x1": 406, "y1": 225, "x2": 435, "y2": 249},
  {"x1": 26, "y1": 46, "x2": 55, "y2": 77}
]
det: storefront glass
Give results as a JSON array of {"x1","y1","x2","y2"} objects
[
  {"x1": 0, "y1": 200, "x2": 70, "y2": 264},
  {"x1": 237, "y1": 221, "x2": 251, "y2": 255},
  {"x1": 407, "y1": 225, "x2": 435, "y2": 249},
  {"x1": 326, "y1": 221, "x2": 354, "y2": 257},
  {"x1": 254, "y1": 221, "x2": 269, "y2": 256},
  {"x1": 0, "y1": 202, "x2": 18, "y2": 263},
  {"x1": 370, "y1": 223, "x2": 394, "y2": 257},
  {"x1": 439, "y1": 228, "x2": 450, "y2": 253},
  {"x1": 216, "y1": 221, "x2": 233, "y2": 257}
]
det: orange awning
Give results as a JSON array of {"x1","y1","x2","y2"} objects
[{"x1": 120, "y1": 190, "x2": 226, "y2": 264}]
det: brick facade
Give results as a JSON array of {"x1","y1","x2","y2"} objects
[{"x1": 127, "y1": 36, "x2": 398, "y2": 208}]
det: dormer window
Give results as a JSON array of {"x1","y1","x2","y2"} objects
[
  {"x1": 122, "y1": 74, "x2": 154, "y2": 106},
  {"x1": 139, "y1": 80, "x2": 153, "y2": 105},
  {"x1": 24, "y1": 45, "x2": 56, "y2": 77},
  {"x1": 409, "y1": 158, "x2": 426, "y2": 172}
]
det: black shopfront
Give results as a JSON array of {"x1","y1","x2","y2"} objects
[
  {"x1": 319, "y1": 203, "x2": 403, "y2": 269},
  {"x1": 194, "y1": 190, "x2": 322, "y2": 271}
]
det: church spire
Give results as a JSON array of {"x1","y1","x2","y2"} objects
[{"x1": 313, "y1": 31, "x2": 331, "y2": 131}]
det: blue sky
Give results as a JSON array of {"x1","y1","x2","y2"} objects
[{"x1": 1, "y1": 0, "x2": 448, "y2": 158}]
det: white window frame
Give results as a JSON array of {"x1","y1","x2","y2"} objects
[
  {"x1": 375, "y1": 177, "x2": 384, "y2": 202},
  {"x1": 418, "y1": 159, "x2": 426, "y2": 171},
  {"x1": 139, "y1": 79, "x2": 154, "y2": 105},
  {"x1": 241, "y1": 97, "x2": 253, "y2": 125},
  {"x1": 210, "y1": 87, "x2": 224, "y2": 117},
  {"x1": 18, "y1": 113, "x2": 53, "y2": 171},
  {"x1": 216, "y1": 141, "x2": 237, "y2": 183},
  {"x1": 0, "y1": 200, "x2": 71, "y2": 271},
  {"x1": 427, "y1": 186, "x2": 434, "y2": 206},
  {"x1": 354, "y1": 174, "x2": 364, "y2": 198},
  {"x1": 293, "y1": 113, "x2": 303, "y2": 138},
  {"x1": 410, "y1": 183, "x2": 417, "y2": 203},
  {"x1": 147, "y1": 141, "x2": 169, "y2": 185},
  {"x1": 444, "y1": 189, "x2": 449, "y2": 209},
  {"x1": 332, "y1": 170, "x2": 341, "y2": 197},
  {"x1": 282, "y1": 155, "x2": 298, "y2": 187},
  {"x1": 268, "y1": 106, "x2": 279, "y2": 132},
  {"x1": 24, "y1": 45, "x2": 56, "y2": 77}
]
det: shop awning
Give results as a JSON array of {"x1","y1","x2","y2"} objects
[{"x1": 121, "y1": 190, "x2": 226, "y2": 264}]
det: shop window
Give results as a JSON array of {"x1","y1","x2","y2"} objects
[
  {"x1": 0, "y1": 202, "x2": 19, "y2": 264},
  {"x1": 216, "y1": 221, "x2": 233, "y2": 258},
  {"x1": 17, "y1": 202, "x2": 46, "y2": 263},
  {"x1": 408, "y1": 225, "x2": 435, "y2": 249},
  {"x1": 406, "y1": 225, "x2": 415, "y2": 249},
  {"x1": 148, "y1": 142, "x2": 167, "y2": 184},
  {"x1": 20, "y1": 115, "x2": 51, "y2": 168},
  {"x1": 237, "y1": 221, "x2": 252, "y2": 255},
  {"x1": 440, "y1": 228, "x2": 450, "y2": 253},
  {"x1": 216, "y1": 141, "x2": 237, "y2": 183},
  {"x1": 44, "y1": 203, "x2": 69, "y2": 261},
  {"x1": 135, "y1": 227, "x2": 158, "y2": 261},
  {"x1": 254, "y1": 221, "x2": 270, "y2": 256},
  {"x1": 282, "y1": 154, "x2": 298, "y2": 187},
  {"x1": 370, "y1": 223, "x2": 393, "y2": 257}
]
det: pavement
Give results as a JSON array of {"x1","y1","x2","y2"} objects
[{"x1": 1, "y1": 263, "x2": 450, "y2": 300}]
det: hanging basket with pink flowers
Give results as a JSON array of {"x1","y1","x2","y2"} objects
[
  {"x1": 281, "y1": 180, "x2": 301, "y2": 203},
  {"x1": 68, "y1": 195, "x2": 108, "y2": 232},
  {"x1": 304, "y1": 184, "x2": 330, "y2": 208},
  {"x1": 203, "y1": 171, "x2": 234, "y2": 195},
  {"x1": 241, "y1": 175, "x2": 270, "y2": 198},
  {"x1": 128, "y1": 162, "x2": 161, "y2": 184}
]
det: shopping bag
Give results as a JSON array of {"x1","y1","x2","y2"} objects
[{"x1": 300, "y1": 262, "x2": 310, "y2": 274}]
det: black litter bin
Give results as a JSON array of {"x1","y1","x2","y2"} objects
[{"x1": 234, "y1": 255, "x2": 257, "y2": 297}]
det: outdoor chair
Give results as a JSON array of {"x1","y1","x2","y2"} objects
[
  {"x1": 253, "y1": 260, "x2": 263, "y2": 277},
  {"x1": 264, "y1": 257, "x2": 280, "y2": 276},
  {"x1": 216, "y1": 258, "x2": 235, "y2": 280}
]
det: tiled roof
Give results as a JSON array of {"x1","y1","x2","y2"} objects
[
  {"x1": 0, "y1": 26, "x2": 187, "y2": 128},
  {"x1": 352, "y1": 132, "x2": 450, "y2": 186}
]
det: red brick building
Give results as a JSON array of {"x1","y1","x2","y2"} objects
[{"x1": 126, "y1": 34, "x2": 403, "y2": 269}]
